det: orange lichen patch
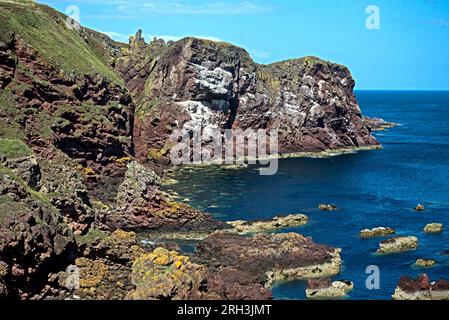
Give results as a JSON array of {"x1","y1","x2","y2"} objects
[
  {"x1": 75, "y1": 258, "x2": 108, "y2": 288},
  {"x1": 83, "y1": 167, "x2": 96, "y2": 176},
  {"x1": 111, "y1": 229, "x2": 136, "y2": 241},
  {"x1": 113, "y1": 156, "x2": 132, "y2": 166}
]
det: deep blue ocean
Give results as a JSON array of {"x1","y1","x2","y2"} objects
[{"x1": 163, "y1": 91, "x2": 449, "y2": 300}]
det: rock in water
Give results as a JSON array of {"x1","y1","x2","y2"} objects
[
  {"x1": 360, "y1": 227, "x2": 396, "y2": 238},
  {"x1": 376, "y1": 236, "x2": 419, "y2": 255},
  {"x1": 319, "y1": 204, "x2": 337, "y2": 211},
  {"x1": 414, "y1": 259, "x2": 437, "y2": 268},
  {"x1": 195, "y1": 231, "x2": 342, "y2": 286},
  {"x1": 415, "y1": 204, "x2": 426, "y2": 211},
  {"x1": 306, "y1": 279, "x2": 353, "y2": 299},
  {"x1": 423, "y1": 223, "x2": 444, "y2": 234},
  {"x1": 228, "y1": 214, "x2": 309, "y2": 234},
  {"x1": 393, "y1": 274, "x2": 449, "y2": 300}
]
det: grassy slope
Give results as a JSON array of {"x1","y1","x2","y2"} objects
[{"x1": 0, "y1": 0, "x2": 122, "y2": 83}]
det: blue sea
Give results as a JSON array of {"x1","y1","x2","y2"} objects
[{"x1": 163, "y1": 91, "x2": 449, "y2": 300}]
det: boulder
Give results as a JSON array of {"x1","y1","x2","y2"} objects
[
  {"x1": 393, "y1": 274, "x2": 449, "y2": 300},
  {"x1": 360, "y1": 227, "x2": 396, "y2": 239},
  {"x1": 306, "y1": 279, "x2": 353, "y2": 299},
  {"x1": 423, "y1": 223, "x2": 443, "y2": 234},
  {"x1": 319, "y1": 204, "x2": 337, "y2": 211},
  {"x1": 376, "y1": 236, "x2": 418, "y2": 255},
  {"x1": 415, "y1": 204, "x2": 426, "y2": 211},
  {"x1": 414, "y1": 259, "x2": 437, "y2": 268},
  {"x1": 228, "y1": 214, "x2": 309, "y2": 234}
]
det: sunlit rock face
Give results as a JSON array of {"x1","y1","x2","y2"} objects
[{"x1": 117, "y1": 32, "x2": 379, "y2": 164}]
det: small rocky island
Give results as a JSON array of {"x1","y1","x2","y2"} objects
[{"x1": 0, "y1": 0, "x2": 416, "y2": 300}]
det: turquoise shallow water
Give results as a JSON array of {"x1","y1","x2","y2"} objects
[{"x1": 163, "y1": 91, "x2": 449, "y2": 300}]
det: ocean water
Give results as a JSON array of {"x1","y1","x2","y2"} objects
[{"x1": 163, "y1": 91, "x2": 449, "y2": 300}]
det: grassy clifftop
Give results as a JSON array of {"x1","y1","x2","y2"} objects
[{"x1": 0, "y1": 0, "x2": 123, "y2": 83}]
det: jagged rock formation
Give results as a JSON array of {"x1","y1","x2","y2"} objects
[
  {"x1": 117, "y1": 31, "x2": 379, "y2": 165},
  {"x1": 393, "y1": 274, "x2": 449, "y2": 300},
  {"x1": 195, "y1": 231, "x2": 342, "y2": 286},
  {"x1": 0, "y1": 1, "x2": 387, "y2": 300},
  {"x1": 107, "y1": 160, "x2": 224, "y2": 231}
]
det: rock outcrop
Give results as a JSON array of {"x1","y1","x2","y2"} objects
[
  {"x1": 0, "y1": 1, "x2": 392, "y2": 301},
  {"x1": 117, "y1": 32, "x2": 380, "y2": 166},
  {"x1": 376, "y1": 236, "x2": 418, "y2": 255},
  {"x1": 228, "y1": 214, "x2": 308, "y2": 234},
  {"x1": 126, "y1": 247, "x2": 272, "y2": 300},
  {"x1": 106, "y1": 161, "x2": 224, "y2": 232},
  {"x1": 306, "y1": 278, "x2": 353, "y2": 299},
  {"x1": 0, "y1": 167, "x2": 76, "y2": 299},
  {"x1": 393, "y1": 274, "x2": 449, "y2": 300},
  {"x1": 360, "y1": 227, "x2": 396, "y2": 239},
  {"x1": 195, "y1": 231, "x2": 342, "y2": 287},
  {"x1": 423, "y1": 223, "x2": 443, "y2": 234},
  {"x1": 414, "y1": 259, "x2": 436, "y2": 268},
  {"x1": 319, "y1": 204, "x2": 337, "y2": 211}
]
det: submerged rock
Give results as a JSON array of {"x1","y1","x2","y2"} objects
[
  {"x1": 414, "y1": 259, "x2": 437, "y2": 268},
  {"x1": 306, "y1": 279, "x2": 353, "y2": 299},
  {"x1": 228, "y1": 214, "x2": 309, "y2": 234},
  {"x1": 415, "y1": 204, "x2": 426, "y2": 211},
  {"x1": 319, "y1": 204, "x2": 337, "y2": 211},
  {"x1": 423, "y1": 223, "x2": 443, "y2": 234},
  {"x1": 363, "y1": 117, "x2": 397, "y2": 131},
  {"x1": 376, "y1": 236, "x2": 418, "y2": 255},
  {"x1": 196, "y1": 231, "x2": 342, "y2": 287},
  {"x1": 393, "y1": 274, "x2": 449, "y2": 300},
  {"x1": 360, "y1": 227, "x2": 396, "y2": 239}
]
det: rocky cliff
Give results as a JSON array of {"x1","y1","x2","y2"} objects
[
  {"x1": 0, "y1": 1, "x2": 382, "y2": 300},
  {"x1": 117, "y1": 31, "x2": 379, "y2": 165}
]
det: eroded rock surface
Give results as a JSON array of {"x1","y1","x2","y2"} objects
[
  {"x1": 117, "y1": 32, "x2": 380, "y2": 166},
  {"x1": 107, "y1": 161, "x2": 224, "y2": 232},
  {"x1": 393, "y1": 274, "x2": 449, "y2": 300},
  {"x1": 306, "y1": 279, "x2": 353, "y2": 299},
  {"x1": 376, "y1": 236, "x2": 418, "y2": 255},
  {"x1": 195, "y1": 231, "x2": 342, "y2": 287},
  {"x1": 360, "y1": 227, "x2": 396, "y2": 239},
  {"x1": 228, "y1": 214, "x2": 308, "y2": 234}
]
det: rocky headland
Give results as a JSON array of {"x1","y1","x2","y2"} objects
[{"x1": 0, "y1": 0, "x2": 390, "y2": 300}]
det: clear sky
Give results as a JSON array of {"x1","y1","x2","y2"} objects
[{"x1": 38, "y1": 0, "x2": 449, "y2": 90}]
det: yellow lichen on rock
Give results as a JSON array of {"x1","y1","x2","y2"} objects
[
  {"x1": 112, "y1": 229, "x2": 136, "y2": 241},
  {"x1": 127, "y1": 248, "x2": 206, "y2": 300},
  {"x1": 75, "y1": 258, "x2": 108, "y2": 289}
]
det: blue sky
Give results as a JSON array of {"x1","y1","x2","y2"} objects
[{"x1": 38, "y1": 0, "x2": 449, "y2": 90}]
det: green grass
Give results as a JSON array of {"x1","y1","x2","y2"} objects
[
  {"x1": 0, "y1": 1, "x2": 123, "y2": 84},
  {"x1": 75, "y1": 227, "x2": 108, "y2": 245},
  {"x1": 0, "y1": 138, "x2": 33, "y2": 158}
]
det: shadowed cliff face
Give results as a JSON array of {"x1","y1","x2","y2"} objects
[{"x1": 117, "y1": 31, "x2": 379, "y2": 164}]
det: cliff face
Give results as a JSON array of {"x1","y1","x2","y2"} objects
[
  {"x1": 0, "y1": 2, "x2": 381, "y2": 300},
  {"x1": 117, "y1": 32, "x2": 378, "y2": 164}
]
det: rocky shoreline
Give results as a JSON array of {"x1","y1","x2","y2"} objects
[{"x1": 0, "y1": 1, "x2": 421, "y2": 301}]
